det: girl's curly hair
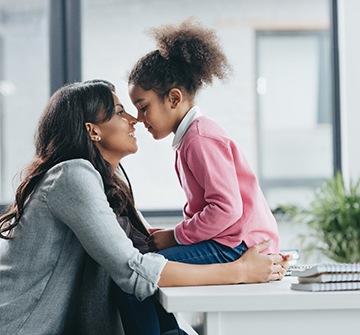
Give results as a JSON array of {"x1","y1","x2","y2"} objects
[{"x1": 128, "y1": 18, "x2": 231, "y2": 99}]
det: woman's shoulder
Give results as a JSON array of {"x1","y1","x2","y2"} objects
[
  {"x1": 49, "y1": 158, "x2": 94, "y2": 171},
  {"x1": 43, "y1": 159, "x2": 103, "y2": 192},
  {"x1": 46, "y1": 159, "x2": 98, "y2": 178}
]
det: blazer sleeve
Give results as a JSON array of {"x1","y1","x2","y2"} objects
[{"x1": 44, "y1": 159, "x2": 167, "y2": 301}]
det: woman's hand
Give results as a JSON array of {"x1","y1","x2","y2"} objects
[
  {"x1": 158, "y1": 240, "x2": 291, "y2": 287},
  {"x1": 233, "y1": 240, "x2": 290, "y2": 283},
  {"x1": 147, "y1": 229, "x2": 178, "y2": 251}
]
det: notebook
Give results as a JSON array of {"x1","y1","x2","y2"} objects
[
  {"x1": 285, "y1": 264, "x2": 314, "y2": 276},
  {"x1": 298, "y1": 273, "x2": 360, "y2": 283},
  {"x1": 290, "y1": 263, "x2": 360, "y2": 292},
  {"x1": 291, "y1": 281, "x2": 360, "y2": 292},
  {"x1": 291, "y1": 263, "x2": 360, "y2": 277}
]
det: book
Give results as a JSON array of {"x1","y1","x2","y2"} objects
[
  {"x1": 290, "y1": 263, "x2": 360, "y2": 291},
  {"x1": 298, "y1": 272, "x2": 360, "y2": 283},
  {"x1": 291, "y1": 263, "x2": 360, "y2": 278},
  {"x1": 291, "y1": 281, "x2": 360, "y2": 292},
  {"x1": 286, "y1": 264, "x2": 314, "y2": 276}
]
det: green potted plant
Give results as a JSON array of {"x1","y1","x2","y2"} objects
[{"x1": 281, "y1": 172, "x2": 360, "y2": 263}]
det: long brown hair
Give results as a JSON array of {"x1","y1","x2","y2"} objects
[{"x1": 0, "y1": 81, "x2": 148, "y2": 239}]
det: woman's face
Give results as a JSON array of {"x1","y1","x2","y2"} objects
[
  {"x1": 128, "y1": 84, "x2": 179, "y2": 140},
  {"x1": 93, "y1": 93, "x2": 138, "y2": 166}
]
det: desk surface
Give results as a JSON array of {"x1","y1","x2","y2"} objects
[{"x1": 157, "y1": 277, "x2": 360, "y2": 313}]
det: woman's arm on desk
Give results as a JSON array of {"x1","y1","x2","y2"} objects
[{"x1": 158, "y1": 240, "x2": 290, "y2": 286}]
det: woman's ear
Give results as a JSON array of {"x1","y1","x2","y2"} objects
[
  {"x1": 167, "y1": 88, "x2": 183, "y2": 108},
  {"x1": 85, "y1": 122, "x2": 102, "y2": 142}
]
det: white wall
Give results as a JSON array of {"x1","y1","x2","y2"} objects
[
  {"x1": 82, "y1": 0, "x2": 331, "y2": 210},
  {"x1": 338, "y1": 0, "x2": 360, "y2": 182}
]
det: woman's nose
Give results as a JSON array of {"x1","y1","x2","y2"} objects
[
  {"x1": 124, "y1": 112, "x2": 138, "y2": 125},
  {"x1": 129, "y1": 114, "x2": 137, "y2": 125}
]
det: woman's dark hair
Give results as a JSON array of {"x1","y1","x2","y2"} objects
[
  {"x1": 84, "y1": 79, "x2": 116, "y2": 93},
  {"x1": 128, "y1": 17, "x2": 231, "y2": 99},
  {"x1": 0, "y1": 81, "x2": 147, "y2": 239}
]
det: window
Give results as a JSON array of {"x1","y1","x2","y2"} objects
[
  {"x1": 81, "y1": 0, "x2": 333, "y2": 211},
  {"x1": 256, "y1": 30, "x2": 333, "y2": 207},
  {"x1": 0, "y1": 0, "x2": 336, "y2": 214},
  {"x1": 0, "y1": 0, "x2": 49, "y2": 202}
]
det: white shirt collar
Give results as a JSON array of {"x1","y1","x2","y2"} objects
[{"x1": 172, "y1": 105, "x2": 203, "y2": 150}]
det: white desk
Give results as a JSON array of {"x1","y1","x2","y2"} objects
[{"x1": 157, "y1": 277, "x2": 360, "y2": 335}]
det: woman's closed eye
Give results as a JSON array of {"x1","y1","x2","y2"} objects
[
  {"x1": 115, "y1": 106, "x2": 125, "y2": 116},
  {"x1": 139, "y1": 105, "x2": 147, "y2": 113}
]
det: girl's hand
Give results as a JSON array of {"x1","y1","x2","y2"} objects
[
  {"x1": 147, "y1": 229, "x2": 178, "y2": 251},
  {"x1": 148, "y1": 227, "x2": 163, "y2": 234}
]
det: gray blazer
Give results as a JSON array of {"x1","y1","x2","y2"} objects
[{"x1": 0, "y1": 159, "x2": 167, "y2": 335}]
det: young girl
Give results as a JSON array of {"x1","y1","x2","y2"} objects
[{"x1": 128, "y1": 18, "x2": 280, "y2": 264}]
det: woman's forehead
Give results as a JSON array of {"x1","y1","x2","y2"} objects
[
  {"x1": 112, "y1": 93, "x2": 125, "y2": 110},
  {"x1": 112, "y1": 92, "x2": 120, "y2": 104}
]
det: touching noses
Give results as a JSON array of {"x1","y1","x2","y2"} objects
[
  {"x1": 137, "y1": 111, "x2": 145, "y2": 123},
  {"x1": 126, "y1": 113, "x2": 138, "y2": 126}
]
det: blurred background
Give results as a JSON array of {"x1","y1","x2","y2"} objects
[{"x1": 0, "y1": 1, "x2": 359, "y2": 243}]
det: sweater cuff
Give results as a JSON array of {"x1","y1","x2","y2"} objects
[
  {"x1": 128, "y1": 253, "x2": 168, "y2": 301},
  {"x1": 173, "y1": 225, "x2": 183, "y2": 245}
]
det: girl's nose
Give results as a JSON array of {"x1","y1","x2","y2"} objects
[{"x1": 137, "y1": 112, "x2": 145, "y2": 123}]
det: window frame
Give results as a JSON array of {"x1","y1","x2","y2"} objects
[
  {"x1": 49, "y1": 0, "x2": 82, "y2": 94},
  {"x1": 1, "y1": 0, "x2": 342, "y2": 216}
]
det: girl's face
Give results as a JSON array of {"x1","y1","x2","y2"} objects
[
  {"x1": 89, "y1": 93, "x2": 138, "y2": 167},
  {"x1": 128, "y1": 84, "x2": 182, "y2": 140}
]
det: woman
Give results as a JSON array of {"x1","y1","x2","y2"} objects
[{"x1": 0, "y1": 81, "x2": 289, "y2": 335}]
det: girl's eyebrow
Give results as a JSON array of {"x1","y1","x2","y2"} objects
[
  {"x1": 133, "y1": 98, "x2": 144, "y2": 105},
  {"x1": 115, "y1": 103, "x2": 124, "y2": 109}
]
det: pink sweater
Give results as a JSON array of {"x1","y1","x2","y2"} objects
[{"x1": 173, "y1": 114, "x2": 279, "y2": 253}]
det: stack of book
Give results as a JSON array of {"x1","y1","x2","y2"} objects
[{"x1": 290, "y1": 263, "x2": 360, "y2": 292}]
